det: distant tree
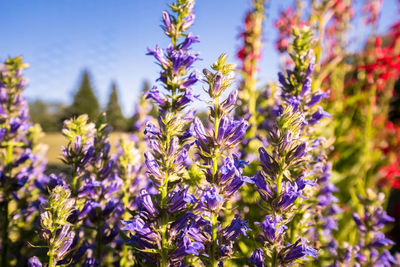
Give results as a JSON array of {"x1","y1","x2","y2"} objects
[
  {"x1": 69, "y1": 69, "x2": 99, "y2": 120},
  {"x1": 105, "y1": 82, "x2": 126, "y2": 131},
  {"x1": 29, "y1": 100, "x2": 67, "y2": 132}
]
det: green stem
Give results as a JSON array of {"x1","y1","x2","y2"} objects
[
  {"x1": 160, "y1": 169, "x2": 169, "y2": 267},
  {"x1": 363, "y1": 85, "x2": 376, "y2": 190},
  {"x1": 276, "y1": 163, "x2": 284, "y2": 196},
  {"x1": 121, "y1": 174, "x2": 131, "y2": 267},
  {"x1": 1, "y1": 198, "x2": 9, "y2": 267},
  {"x1": 212, "y1": 97, "x2": 220, "y2": 180},
  {"x1": 48, "y1": 250, "x2": 55, "y2": 267},
  {"x1": 71, "y1": 165, "x2": 79, "y2": 197},
  {"x1": 96, "y1": 221, "x2": 104, "y2": 262},
  {"x1": 1, "y1": 143, "x2": 13, "y2": 267},
  {"x1": 210, "y1": 211, "x2": 218, "y2": 267},
  {"x1": 272, "y1": 245, "x2": 278, "y2": 267}
]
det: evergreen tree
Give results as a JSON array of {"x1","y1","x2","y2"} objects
[
  {"x1": 69, "y1": 69, "x2": 100, "y2": 120},
  {"x1": 105, "y1": 81, "x2": 126, "y2": 131}
]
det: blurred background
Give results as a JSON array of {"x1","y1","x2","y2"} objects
[{"x1": 1, "y1": 0, "x2": 399, "y2": 162}]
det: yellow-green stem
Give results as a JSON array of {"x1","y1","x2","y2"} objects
[
  {"x1": 121, "y1": 175, "x2": 131, "y2": 267},
  {"x1": 276, "y1": 162, "x2": 284, "y2": 196},
  {"x1": 1, "y1": 143, "x2": 13, "y2": 267},
  {"x1": 363, "y1": 85, "x2": 376, "y2": 190},
  {"x1": 160, "y1": 169, "x2": 169, "y2": 267},
  {"x1": 210, "y1": 211, "x2": 219, "y2": 267},
  {"x1": 212, "y1": 97, "x2": 220, "y2": 178}
]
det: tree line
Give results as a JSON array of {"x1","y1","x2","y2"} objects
[{"x1": 29, "y1": 69, "x2": 150, "y2": 132}]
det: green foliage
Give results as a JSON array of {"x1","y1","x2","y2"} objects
[
  {"x1": 69, "y1": 70, "x2": 100, "y2": 121},
  {"x1": 29, "y1": 100, "x2": 66, "y2": 132},
  {"x1": 105, "y1": 82, "x2": 127, "y2": 131}
]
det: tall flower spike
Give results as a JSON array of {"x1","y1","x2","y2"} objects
[
  {"x1": 0, "y1": 57, "x2": 48, "y2": 266},
  {"x1": 348, "y1": 190, "x2": 395, "y2": 266},
  {"x1": 191, "y1": 54, "x2": 251, "y2": 266},
  {"x1": 236, "y1": 0, "x2": 266, "y2": 145},
  {"x1": 122, "y1": 1, "x2": 201, "y2": 266},
  {"x1": 250, "y1": 28, "x2": 326, "y2": 266},
  {"x1": 76, "y1": 113, "x2": 123, "y2": 264},
  {"x1": 37, "y1": 186, "x2": 76, "y2": 267},
  {"x1": 61, "y1": 114, "x2": 95, "y2": 197}
]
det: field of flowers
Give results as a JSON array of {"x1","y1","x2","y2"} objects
[{"x1": 1, "y1": 0, "x2": 400, "y2": 266}]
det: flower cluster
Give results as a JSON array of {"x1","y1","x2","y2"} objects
[
  {"x1": 236, "y1": 0, "x2": 266, "y2": 135},
  {"x1": 250, "y1": 27, "x2": 334, "y2": 266},
  {"x1": 274, "y1": 6, "x2": 304, "y2": 54},
  {"x1": 122, "y1": 0, "x2": 202, "y2": 266},
  {"x1": 350, "y1": 190, "x2": 395, "y2": 266},
  {"x1": 33, "y1": 186, "x2": 76, "y2": 267},
  {"x1": 191, "y1": 54, "x2": 251, "y2": 266},
  {"x1": 0, "y1": 57, "x2": 47, "y2": 266}
]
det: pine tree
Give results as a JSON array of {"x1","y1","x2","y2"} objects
[
  {"x1": 105, "y1": 82, "x2": 126, "y2": 131},
  {"x1": 69, "y1": 69, "x2": 100, "y2": 121}
]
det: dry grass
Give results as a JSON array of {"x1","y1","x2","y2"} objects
[{"x1": 42, "y1": 132, "x2": 129, "y2": 165}]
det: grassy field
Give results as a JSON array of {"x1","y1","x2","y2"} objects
[{"x1": 43, "y1": 132, "x2": 128, "y2": 165}]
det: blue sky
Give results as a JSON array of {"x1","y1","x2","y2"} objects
[{"x1": 1, "y1": 0, "x2": 398, "y2": 115}]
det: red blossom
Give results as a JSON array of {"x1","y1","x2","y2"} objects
[{"x1": 274, "y1": 7, "x2": 304, "y2": 53}]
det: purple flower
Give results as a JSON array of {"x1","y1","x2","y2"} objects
[
  {"x1": 181, "y1": 33, "x2": 200, "y2": 50},
  {"x1": 283, "y1": 238, "x2": 318, "y2": 263},
  {"x1": 144, "y1": 152, "x2": 164, "y2": 181},
  {"x1": 193, "y1": 117, "x2": 208, "y2": 144},
  {"x1": 138, "y1": 189, "x2": 159, "y2": 217},
  {"x1": 253, "y1": 172, "x2": 273, "y2": 200},
  {"x1": 146, "y1": 86, "x2": 165, "y2": 106},
  {"x1": 226, "y1": 120, "x2": 248, "y2": 145},
  {"x1": 256, "y1": 215, "x2": 287, "y2": 244},
  {"x1": 182, "y1": 72, "x2": 199, "y2": 88},
  {"x1": 200, "y1": 186, "x2": 222, "y2": 211},
  {"x1": 182, "y1": 13, "x2": 195, "y2": 31},
  {"x1": 370, "y1": 232, "x2": 394, "y2": 248},
  {"x1": 28, "y1": 257, "x2": 42, "y2": 267},
  {"x1": 221, "y1": 89, "x2": 238, "y2": 111},
  {"x1": 223, "y1": 214, "x2": 250, "y2": 241},
  {"x1": 308, "y1": 90, "x2": 330, "y2": 106},
  {"x1": 147, "y1": 46, "x2": 169, "y2": 67},
  {"x1": 249, "y1": 249, "x2": 265, "y2": 267},
  {"x1": 176, "y1": 88, "x2": 198, "y2": 108},
  {"x1": 168, "y1": 186, "x2": 195, "y2": 213},
  {"x1": 162, "y1": 11, "x2": 172, "y2": 32},
  {"x1": 308, "y1": 107, "x2": 331, "y2": 124}
]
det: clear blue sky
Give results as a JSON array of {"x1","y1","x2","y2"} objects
[{"x1": 1, "y1": 0, "x2": 398, "y2": 115}]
